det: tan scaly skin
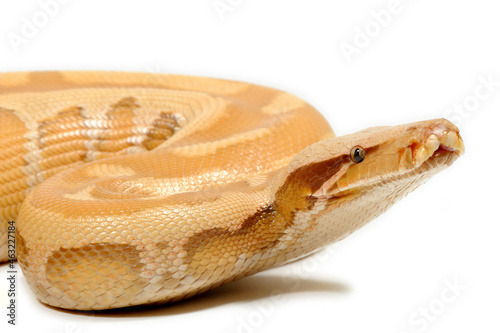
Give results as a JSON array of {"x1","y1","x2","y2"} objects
[{"x1": 0, "y1": 71, "x2": 464, "y2": 310}]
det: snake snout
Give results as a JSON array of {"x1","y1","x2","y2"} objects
[{"x1": 410, "y1": 121, "x2": 465, "y2": 168}]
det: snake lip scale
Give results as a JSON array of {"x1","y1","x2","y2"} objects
[{"x1": 0, "y1": 71, "x2": 464, "y2": 310}]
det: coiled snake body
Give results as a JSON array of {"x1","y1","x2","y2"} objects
[{"x1": 0, "y1": 72, "x2": 464, "y2": 310}]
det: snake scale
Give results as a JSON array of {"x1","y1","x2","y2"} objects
[{"x1": 0, "y1": 71, "x2": 464, "y2": 310}]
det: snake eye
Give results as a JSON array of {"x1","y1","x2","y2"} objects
[{"x1": 350, "y1": 146, "x2": 365, "y2": 163}]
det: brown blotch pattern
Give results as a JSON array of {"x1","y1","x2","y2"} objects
[
  {"x1": 275, "y1": 144, "x2": 382, "y2": 221},
  {"x1": 35, "y1": 97, "x2": 180, "y2": 169},
  {"x1": 16, "y1": 231, "x2": 30, "y2": 269},
  {"x1": 45, "y1": 243, "x2": 147, "y2": 309},
  {"x1": 143, "y1": 112, "x2": 180, "y2": 150},
  {"x1": 106, "y1": 96, "x2": 139, "y2": 119},
  {"x1": 275, "y1": 155, "x2": 350, "y2": 223},
  {"x1": 182, "y1": 204, "x2": 286, "y2": 275}
]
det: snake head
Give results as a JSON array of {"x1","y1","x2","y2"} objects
[{"x1": 274, "y1": 118, "x2": 464, "y2": 251}]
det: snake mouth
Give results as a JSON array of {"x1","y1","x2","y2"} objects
[{"x1": 410, "y1": 125, "x2": 465, "y2": 168}]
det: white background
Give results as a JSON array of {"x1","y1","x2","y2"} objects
[{"x1": 1, "y1": 1, "x2": 499, "y2": 332}]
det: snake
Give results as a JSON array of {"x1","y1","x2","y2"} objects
[{"x1": 0, "y1": 71, "x2": 464, "y2": 310}]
